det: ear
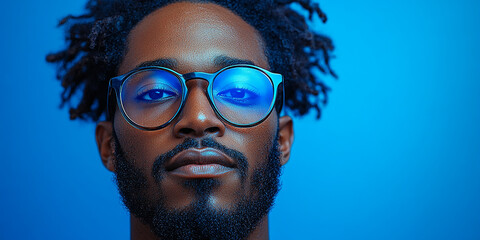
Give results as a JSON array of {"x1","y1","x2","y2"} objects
[
  {"x1": 278, "y1": 116, "x2": 294, "y2": 166},
  {"x1": 95, "y1": 121, "x2": 115, "y2": 172}
]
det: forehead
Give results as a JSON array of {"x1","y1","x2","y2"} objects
[{"x1": 118, "y1": 2, "x2": 269, "y2": 74}]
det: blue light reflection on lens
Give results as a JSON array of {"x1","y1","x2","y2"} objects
[
  {"x1": 122, "y1": 69, "x2": 183, "y2": 104},
  {"x1": 212, "y1": 67, "x2": 274, "y2": 124},
  {"x1": 121, "y1": 69, "x2": 183, "y2": 127}
]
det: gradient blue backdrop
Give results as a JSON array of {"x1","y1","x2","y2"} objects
[{"x1": 1, "y1": 0, "x2": 479, "y2": 239}]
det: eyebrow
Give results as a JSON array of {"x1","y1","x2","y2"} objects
[
  {"x1": 136, "y1": 58, "x2": 178, "y2": 69},
  {"x1": 134, "y1": 55, "x2": 255, "y2": 71},
  {"x1": 213, "y1": 55, "x2": 255, "y2": 68}
]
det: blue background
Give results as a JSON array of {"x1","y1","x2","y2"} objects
[{"x1": 1, "y1": 0, "x2": 479, "y2": 239}]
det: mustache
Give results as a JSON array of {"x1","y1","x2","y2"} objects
[{"x1": 152, "y1": 138, "x2": 248, "y2": 181}]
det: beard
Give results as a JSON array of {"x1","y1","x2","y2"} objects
[{"x1": 112, "y1": 131, "x2": 282, "y2": 240}]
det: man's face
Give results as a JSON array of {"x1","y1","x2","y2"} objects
[{"x1": 96, "y1": 2, "x2": 293, "y2": 239}]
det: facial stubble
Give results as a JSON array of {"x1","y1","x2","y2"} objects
[{"x1": 113, "y1": 131, "x2": 282, "y2": 240}]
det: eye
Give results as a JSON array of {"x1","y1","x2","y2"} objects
[
  {"x1": 136, "y1": 84, "x2": 179, "y2": 103},
  {"x1": 216, "y1": 88, "x2": 259, "y2": 106}
]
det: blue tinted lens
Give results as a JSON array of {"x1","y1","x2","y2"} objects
[
  {"x1": 121, "y1": 69, "x2": 183, "y2": 128},
  {"x1": 212, "y1": 67, "x2": 274, "y2": 125}
]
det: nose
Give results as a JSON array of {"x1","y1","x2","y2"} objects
[{"x1": 173, "y1": 80, "x2": 225, "y2": 138}]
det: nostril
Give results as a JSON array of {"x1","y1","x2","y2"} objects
[
  {"x1": 177, "y1": 126, "x2": 220, "y2": 137},
  {"x1": 205, "y1": 127, "x2": 220, "y2": 134},
  {"x1": 179, "y1": 128, "x2": 195, "y2": 135}
]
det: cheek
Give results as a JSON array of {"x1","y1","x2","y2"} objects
[
  {"x1": 225, "y1": 113, "x2": 278, "y2": 171},
  {"x1": 113, "y1": 112, "x2": 177, "y2": 170}
]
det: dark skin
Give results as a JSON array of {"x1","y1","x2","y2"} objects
[{"x1": 95, "y1": 2, "x2": 294, "y2": 239}]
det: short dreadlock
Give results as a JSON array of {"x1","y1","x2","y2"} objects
[{"x1": 46, "y1": 0, "x2": 336, "y2": 121}]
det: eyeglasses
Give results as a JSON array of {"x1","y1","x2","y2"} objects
[{"x1": 107, "y1": 64, "x2": 284, "y2": 131}]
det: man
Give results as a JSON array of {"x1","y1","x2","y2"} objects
[{"x1": 47, "y1": 0, "x2": 335, "y2": 239}]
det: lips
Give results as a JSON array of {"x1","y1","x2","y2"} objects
[{"x1": 164, "y1": 148, "x2": 236, "y2": 178}]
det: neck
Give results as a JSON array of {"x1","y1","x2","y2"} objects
[{"x1": 130, "y1": 214, "x2": 270, "y2": 240}]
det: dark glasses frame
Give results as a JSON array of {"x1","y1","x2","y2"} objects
[{"x1": 107, "y1": 64, "x2": 284, "y2": 131}]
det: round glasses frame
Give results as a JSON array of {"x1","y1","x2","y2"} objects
[{"x1": 107, "y1": 64, "x2": 284, "y2": 131}]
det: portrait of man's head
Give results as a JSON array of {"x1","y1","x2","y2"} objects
[
  {"x1": 45, "y1": 0, "x2": 335, "y2": 239},
  {"x1": 4, "y1": 0, "x2": 478, "y2": 239}
]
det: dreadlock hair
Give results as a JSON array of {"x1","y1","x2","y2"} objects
[{"x1": 46, "y1": 0, "x2": 336, "y2": 121}]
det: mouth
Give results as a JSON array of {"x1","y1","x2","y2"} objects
[{"x1": 164, "y1": 148, "x2": 237, "y2": 178}]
